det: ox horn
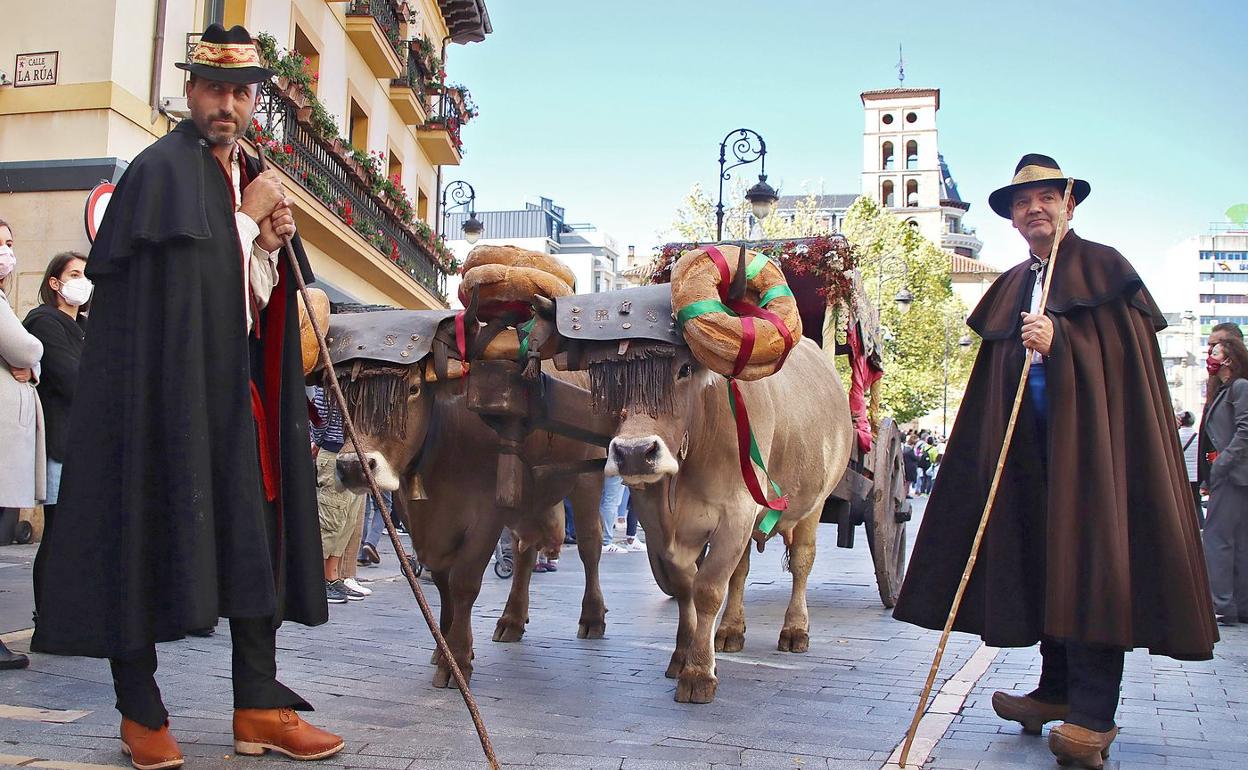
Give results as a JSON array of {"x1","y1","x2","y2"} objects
[
  {"x1": 728, "y1": 243, "x2": 749, "y2": 302},
  {"x1": 532, "y1": 294, "x2": 556, "y2": 320}
]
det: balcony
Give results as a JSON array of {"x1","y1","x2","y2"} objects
[
  {"x1": 389, "y1": 47, "x2": 428, "y2": 126},
  {"x1": 417, "y1": 87, "x2": 474, "y2": 165},
  {"x1": 249, "y1": 81, "x2": 448, "y2": 305},
  {"x1": 345, "y1": 0, "x2": 404, "y2": 80}
]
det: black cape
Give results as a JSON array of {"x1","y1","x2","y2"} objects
[
  {"x1": 32, "y1": 120, "x2": 328, "y2": 658},
  {"x1": 893, "y1": 232, "x2": 1217, "y2": 660}
]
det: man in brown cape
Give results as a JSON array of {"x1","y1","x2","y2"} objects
[{"x1": 893, "y1": 154, "x2": 1217, "y2": 769}]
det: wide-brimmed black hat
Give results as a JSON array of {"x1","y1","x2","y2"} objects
[
  {"x1": 175, "y1": 24, "x2": 273, "y2": 85},
  {"x1": 988, "y1": 154, "x2": 1090, "y2": 218}
]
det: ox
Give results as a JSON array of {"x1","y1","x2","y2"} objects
[
  {"x1": 335, "y1": 354, "x2": 608, "y2": 688},
  {"x1": 604, "y1": 338, "x2": 852, "y2": 703}
]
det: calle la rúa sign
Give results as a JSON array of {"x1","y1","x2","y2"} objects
[{"x1": 15, "y1": 52, "x2": 58, "y2": 88}]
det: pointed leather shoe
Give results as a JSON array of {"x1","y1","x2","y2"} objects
[
  {"x1": 991, "y1": 691, "x2": 1070, "y2": 734},
  {"x1": 1048, "y1": 722, "x2": 1118, "y2": 769},
  {"x1": 233, "y1": 707, "x2": 344, "y2": 760},
  {"x1": 120, "y1": 718, "x2": 184, "y2": 770}
]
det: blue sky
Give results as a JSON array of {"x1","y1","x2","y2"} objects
[{"x1": 442, "y1": 0, "x2": 1247, "y2": 311}]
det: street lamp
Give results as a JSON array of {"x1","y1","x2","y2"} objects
[
  {"x1": 441, "y1": 180, "x2": 482, "y2": 244},
  {"x1": 716, "y1": 128, "x2": 778, "y2": 241},
  {"x1": 875, "y1": 253, "x2": 915, "y2": 315},
  {"x1": 942, "y1": 314, "x2": 973, "y2": 436}
]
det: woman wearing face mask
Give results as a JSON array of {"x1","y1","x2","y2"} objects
[
  {"x1": 0, "y1": 218, "x2": 42, "y2": 669},
  {"x1": 1202, "y1": 337, "x2": 1248, "y2": 626},
  {"x1": 23, "y1": 251, "x2": 90, "y2": 610}
]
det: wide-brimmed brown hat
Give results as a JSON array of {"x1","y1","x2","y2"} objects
[
  {"x1": 988, "y1": 154, "x2": 1090, "y2": 218},
  {"x1": 175, "y1": 24, "x2": 274, "y2": 85}
]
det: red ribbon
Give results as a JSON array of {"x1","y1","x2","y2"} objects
[{"x1": 729, "y1": 379, "x2": 788, "y2": 512}]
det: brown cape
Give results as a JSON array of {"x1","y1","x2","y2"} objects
[{"x1": 893, "y1": 231, "x2": 1218, "y2": 660}]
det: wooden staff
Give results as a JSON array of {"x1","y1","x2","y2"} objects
[
  {"x1": 252, "y1": 148, "x2": 501, "y2": 770},
  {"x1": 898, "y1": 177, "x2": 1074, "y2": 768}
]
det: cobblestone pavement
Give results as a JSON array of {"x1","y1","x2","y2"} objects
[{"x1": 0, "y1": 498, "x2": 1241, "y2": 770}]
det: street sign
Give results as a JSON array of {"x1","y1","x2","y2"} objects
[
  {"x1": 84, "y1": 182, "x2": 115, "y2": 243},
  {"x1": 14, "y1": 52, "x2": 58, "y2": 88}
]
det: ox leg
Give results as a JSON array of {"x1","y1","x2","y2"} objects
[
  {"x1": 432, "y1": 531, "x2": 496, "y2": 689},
  {"x1": 571, "y1": 479, "x2": 608, "y2": 639},
  {"x1": 430, "y1": 570, "x2": 452, "y2": 666},
  {"x1": 494, "y1": 534, "x2": 537, "y2": 643},
  {"x1": 676, "y1": 520, "x2": 752, "y2": 704},
  {"x1": 778, "y1": 512, "x2": 819, "y2": 653},
  {"x1": 664, "y1": 564, "x2": 697, "y2": 680},
  {"x1": 714, "y1": 544, "x2": 750, "y2": 653}
]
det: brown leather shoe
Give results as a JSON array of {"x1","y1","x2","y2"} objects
[
  {"x1": 120, "y1": 718, "x2": 184, "y2": 770},
  {"x1": 991, "y1": 691, "x2": 1070, "y2": 734},
  {"x1": 233, "y1": 707, "x2": 345, "y2": 761},
  {"x1": 1049, "y1": 722, "x2": 1118, "y2": 769}
]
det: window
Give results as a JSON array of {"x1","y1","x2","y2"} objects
[
  {"x1": 1201, "y1": 294, "x2": 1248, "y2": 304},
  {"x1": 881, "y1": 142, "x2": 894, "y2": 170},
  {"x1": 388, "y1": 151, "x2": 402, "y2": 184},
  {"x1": 906, "y1": 140, "x2": 918, "y2": 170},
  {"x1": 882, "y1": 180, "x2": 895, "y2": 207},
  {"x1": 906, "y1": 179, "x2": 919, "y2": 207},
  {"x1": 349, "y1": 99, "x2": 369, "y2": 152},
  {"x1": 293, "y1": 27, "x2": 320, "y2": 96},
  {"x1": 906, "y1": 111, "x2": 918, "y2": 124},
  {"x1": 882, "y1": 113, "x2": 895, "y2": 125},
  {"x1": 417, "y1": 188, "x2": 429, "y2": 221},
  {"x1": 1201, "y1": 272, "x2": 1248, "y2": 282}
]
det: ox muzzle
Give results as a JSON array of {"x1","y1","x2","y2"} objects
[
  {"x1": 334, "y1": 449, "x2": 401, "y2": 492},
  {"x1": 606, "y1": 435, "x2": 680, "y2": 484}
]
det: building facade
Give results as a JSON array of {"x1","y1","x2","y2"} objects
[
  {"x1": 444, "y1": 197, "x2": 624, "y2": 306},
  {"x1": 1196, "y1": 227, "x2": 1248, "y2": 346},
  {"x1": 0, "y1": 0, "x2": 489, "y2": 318}
]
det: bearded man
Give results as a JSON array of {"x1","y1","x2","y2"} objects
[
  {"x1": 32, "y1": 25, "x2": 342, "y2": 770},
  {"x1": 893, "y1": 154, "x2": 1217, "y2": 769}
]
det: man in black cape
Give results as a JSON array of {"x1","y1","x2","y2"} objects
[
  {"x1": 892, "y1": 155, "x2": 1217, "y2": 769},
  {"x1": 31, "y1": 25, "x2": 343, "y2": 769}
]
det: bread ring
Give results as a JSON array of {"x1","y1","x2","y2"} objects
[
  {"x1": 297, "y1": 287, "x2": 331, "y2": 375},
  {"x1": 671, "y1": 244, "x2": 802, "y2": 381},
  {"x1": 461, "y1": 245, "x2": 577, "y2": 291},
  {"x1": 459, "y1": 263, "x2": 574, "y2": 322}
]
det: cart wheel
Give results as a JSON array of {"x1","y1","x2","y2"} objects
[
  {"x1": 867, "y1": 418, "x2": 909, "y2": 608},
  {"x1": 13, "y1": 521, "x2": 32, "y2": 545}
]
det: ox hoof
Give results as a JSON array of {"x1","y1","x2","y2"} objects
[
  {"x1": 432, "y1": 662, "x2": 472, "y2": 689},
  {"x1": 492, "y1": 617, "x2": 526, "y2": 643},
  {"x1": 778, "y1": 628, "x2": 809, "y2": 653},
  {"x1": 715, "y1": 627, "x2": 745, "y2": 653},
  {"x1": 577, "y1": 618, "x2": 606, "y2": 639},
  {"x1": 664, "y1": 654, "x2": 686, "y2": 679},
  {"x1": 675, "y1": 671, "x2": 718, "y2": 704}
]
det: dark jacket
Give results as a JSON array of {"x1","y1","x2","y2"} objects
[
  {"x1": 32, "y1": 120, "x2": 328, "y2": 658},
  {"x1": 22, "y1": 304, "x2": 86, "y2": 462},
  {"x1": 893, "y1": 231, "x2": 1218, "y2": 660},
  {"x1": 902, "y1": 443, "x2": 918, "y2": 484},
  {"x1": 1203, "y1": 378, "x2": 1248, "y2": 487}
]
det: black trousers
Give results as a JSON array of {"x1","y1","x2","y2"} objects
[
  {"x1": 1029, "y1": 638, "x2": 1125, "y2": 732},
  {"x1": 110, "y1": 617, "x2": 310, "y2": 729}
]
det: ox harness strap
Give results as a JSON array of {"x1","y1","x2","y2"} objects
[{"x1": 676, "y1": 245, "x2": 794, "y2": 531}]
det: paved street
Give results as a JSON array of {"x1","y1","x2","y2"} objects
[{"x1": 0, "y1": 499, "x2": 1242, "y2": 770}]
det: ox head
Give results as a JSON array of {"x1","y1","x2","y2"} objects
[
  {"x1": 333, "y1": 361, "x2": 436, "y2": 494},
  {"x1": 602, "y1": 344, "x2": 711, "y2": 486}
]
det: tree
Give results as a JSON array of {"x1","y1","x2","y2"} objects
[
  {"x1": 841, "y1": 196, "x2": 976, "y2": 424},
  {"x1": 665, "y1": 182, "x2": 829, "y2": 243}
]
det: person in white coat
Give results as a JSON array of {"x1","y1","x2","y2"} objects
[{"x1": 0, "y1": 218, "x2": 41, "y2": 669}]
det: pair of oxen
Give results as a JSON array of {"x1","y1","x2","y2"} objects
[{"x1": 330, "y1": 285, "x2": 853, "y2": 704}]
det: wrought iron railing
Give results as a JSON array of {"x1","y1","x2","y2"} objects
[
  {"x1": 424, "y1": 89, "x2": 467, "y2": 156},
  {"x1": 391, "y1": 47, "x2": 428, "y2": 105},
  {"x1": 346, "y1": 0, "x2": 404, "y2": 59},
  {"x1": 250, "y1": 81, "x2": 446, "y2": 298}
]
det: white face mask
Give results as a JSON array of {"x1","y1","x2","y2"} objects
[
  {"x1": 59, "y1": 276, "x2": 94, "y2": 307},
  {"x1": 0, "y1": 246, "x2": 14, "y2": 280}
]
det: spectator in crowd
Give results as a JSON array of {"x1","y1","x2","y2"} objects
[
  {"x1": 599, "y1": 475, "x2": 628, "y2": 554},
  {"x1": 0, "y1": 217, "x2": 38, "y2": 669},
  {"x1": 1202, "y1": 337, "x2": 1248, "y2": 626},
  {"x1": 310, "y1": 386, "x2": 367, "y2": 604},
  {"x1": 1200, "y1": 322, "x2": 1243, "y2": 492},
  {"x1": 902, "y1": 435, "x2": 919, "y2": 499},
  {"x1": 358, "y1": 491, "x2": 390, "y2": 567},
  {"x1": 616, "y1": 485, "x2": 644, "y2": 552},
  {"x1": 25, "y1": 251, "x2": 90, "y2": 610},
  {"x1": 1176, "y1": 411, "x2": 1202, "y2": 527}
]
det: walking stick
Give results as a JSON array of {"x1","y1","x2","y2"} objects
[
  {"x1": 897, "y1": 178, "x2": 1074, "y2": 768},
  {"x1": 252, "y1": 148, "x2": 502, "y2": 770}
]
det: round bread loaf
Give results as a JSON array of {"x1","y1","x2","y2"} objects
[
  {"x1": 461, "y1": 244, "x2": 577, "y2": 291},
  {"x1": 459, "y1": 263, "x2": 574, "y2": 321},
  {"x1": 297, "y1": 287, "x2": 331, "y2": 375},
  {"x1": 671, "y1": 244, "x2": 802, "y2": 381}
]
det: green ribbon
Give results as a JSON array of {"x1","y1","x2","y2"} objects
[
  {"x1": 746, "y1": 252, "x2": 769, "y2": 280},
  {"x1": 759, "y1": 284, "x2": 794, "y2": 307},
  {"x1": 676, "y1": 299, "x2": 731, "y2": 328},
  {"x1": 727, "y1": 383, "x2": 785, "y2": 535},
  {"x1": 517, "y1": 317, "x2": 537, "y2": 361}
]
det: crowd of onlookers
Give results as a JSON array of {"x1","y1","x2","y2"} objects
[{"x1": 902, "y1": 430, "x2": 945, "y2": 498}]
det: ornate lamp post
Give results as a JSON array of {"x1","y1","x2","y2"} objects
[
  {"x1": 441, "y1": 180, "x2": 483, "y2": 244},
  {"x1": 942, "y1": 313, "x2": 973, "y2": 436},
  {"x1": 715, "y1": 128, "x2": 778, "y2": 241},
  {"x1": 875, "y1": 253, "x2": 915, "y2": 315}
]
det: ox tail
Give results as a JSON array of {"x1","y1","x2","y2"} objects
[{"x1": 782, "y1": 545, "x2": 792, "y2": 574}]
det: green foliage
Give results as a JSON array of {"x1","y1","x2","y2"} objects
[
  {"x1": 666, "y1": 182, "x2": 830, "y2": 243},
  {"x1": 842, "y1": 197, "x2": 977, "y2": 424},
  {"x1": 308, "y1": 101, "x2": 339, "y2": 142},
  {"x1": 1228, "y1": 204, "x2": 1248, "y2": 226}
]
